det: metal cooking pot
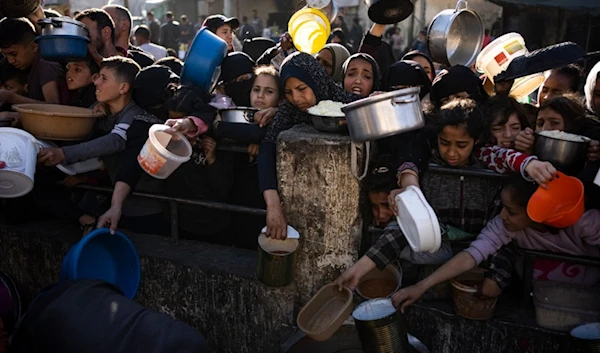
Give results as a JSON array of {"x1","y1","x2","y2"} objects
[
  {"x1": 534, "y1": 132, "x2": 590, "y2": 175},
  {"x1": 364, "y1": 0, "x2": 413, "y2": 25},
  {"x1": 256, "y1": 234, "x2": 299, "y2": 287},
  {"x1": 299, "y1": 0, "x2": 339, "y2": 23},
  {"x1": 428, "y1": 0, "x2": 484, "y2": 67},
  {"x1": 341, "y1": 87, "x2": 424, "y2": 142},
  {"x1": 220, "y1": 108, "x2": 258, "y2": 124},
  {"x1": 38, "y1": 17, "x2": 89, "y2": 37},
  {"x1": 310, "y1": 115, "x2": 348, "y2": 133}
]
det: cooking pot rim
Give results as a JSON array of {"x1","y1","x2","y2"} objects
[
  {"x1": 38, "y1": 17, "x2": 89, "y2": 30},
  {"x1": 341, "y1": 87, "x2": 420, "y2": 111},
  {"x1": 534, "y1": 131, "x2": 591, "y2": 144}
]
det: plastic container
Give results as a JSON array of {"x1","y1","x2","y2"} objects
[
  {"x1": 35, "y1": 34, "x2": 90, "y2": 61},
  {"x1": 180, "y1": 28, "x2": 228, "y2": 92},
  {"x1": 395, "y1": 185, "x2": 441, "y2": 253},
  {"x1": 60, "y1": 228, "x2": 141, "y2": 299},
  {"x1": 297, "y1": 283, "x2": 353, "y2": 341},
  {"x1": 38, "y1": 139, "x2": 102, "y2": 176},
  {"x1": 12, "y1": 103, "x2": 100, "y2": 141},
  {"x1": 352, "y1": 298, "x2": 410, "y2": 353},
  {"x1": 0, "y1": 128, "x2": 39, "y2": 199},
  {"x1": 570, "y1": 323, "x2": 600, "y2": 353},
  {"x1": 527, "y1": 172, "x2": 584, "y2": 228},
  {"x1": 451, "y1": 268, "x2": 498, "y2": 320},
  {"x1": 138, "y1": 124, "x2": 192, "y2": 180},
  {"x1": 356, "y1": 265, "x2": 402, "y2": 301},
  {"x1": 256, "y1": 233, "x2": 299, "y2": 287},
  {"x1": 288, "y1": 8, "x2": 330, "y2": 55},
  {"x1": 476, "y1": 32, "x2": 544, "y2": 99},
  {"x1": 533, "y1": 281, "x2": 600, "y2": 332}
]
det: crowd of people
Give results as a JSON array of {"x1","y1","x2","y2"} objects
[{"x1": 0, "y1": 3, "x2": 599, "y2": 331}]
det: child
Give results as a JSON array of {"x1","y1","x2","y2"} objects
[
  {"x1": 0, "y1": 64, "x2": 28, "y2": 95},
  {"x1": 66, "y1": 58, "x2": 100, "y2": 108},
  {"x1": 38, "y1": 57, "x2": 142, "y2": 167},
  {"x1": 392, "y1": 177, "x2": 600, "y2": 310},
  {"x1": 0, "y1": 18, "x2": 66, "y2": 105}
]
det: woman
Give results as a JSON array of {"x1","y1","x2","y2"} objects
[
  {"x1": 402, "y1": 50, "x2": 436, "y2": 82},
  {"x1": 315, "y1": 43, "x2": 351, "y2": 84},
  {"x1": 429, "y1": 65, "x2": 487, "y2": 109},
  {"x1": 585, "y1": 61, "x2": 600, "y2": 116},
  {"x1": 383, "y1": 60, "x2": 431, "y2": 98},
  {"x1": 258, "y1": 52, "x2": 360, "y2": 239},
  {"x1": 342, "y1": 53, "x2": 379, "y2": 97}
]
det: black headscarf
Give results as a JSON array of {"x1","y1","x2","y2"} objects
[
  {"x1": 242, "y1": 37, "x2": 276, "y2": 62},
  {"x1": 133, "y1": 65, "x2": 180, "y2": 120},
  {"x1": 430, "y1": 65, "x2": 487, "y2": 108},
  {"x1": 402, "y1": 51, "x2": 435, "y2": 75},
  {"x1": 264, "y1": 52, "x2": 360, "y2": 143},
  {"x1": 383, "y1": 60, "x2": 431, "y2": 98},
  {"x1": 342, "y1": 53, "x2": 381, "y2": 93},
  {"x1": 219, "y1": 51, "x2": 256, "y2": 107}
]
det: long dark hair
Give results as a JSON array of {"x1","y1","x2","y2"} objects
[{"x1": 537, "y1": 93, "x2": 586, "y2": 133}]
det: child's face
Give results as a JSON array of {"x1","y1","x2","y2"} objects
[
  {"x1": 491, "y1": 113, "x2": 522, "y2": 149},
  {"x1": 344, "y1": 58, "x2": 375, "y2": 98},
  {"x1": 499, "y1": 188, "x2": 533, "y2": 232},
  {"x1": 251, "y1": 74, "x2": 280, "y2": 109},
  {"x1": 284, "y1": 77, "x2": 317, "y2": 112},
  {"x1": 93, "y1": 67, "x2": 127, "y2": 103},
  {"x1": 66, "y1": 61, "x2": 94, "y2": 91},
  {"x1": 536, "y1": 108, "x2": 565, "y2": 132},
  {"x1": 3, "y1": 79, "x2": 27, "y2": 95},
  {"x1": 437, "y1": 124, "x2": 475, "y2": 167},
  {"x1": 216, "y1": 24, "x2": 233, "y2": 51},
  {"x1": 368, "y1": 191, "x2": 394, "y2": 227},
  {"x1": 1, "y1": 43, "x2": 37, "y2": 70}
]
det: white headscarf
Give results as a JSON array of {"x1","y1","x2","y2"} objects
[{"x1": 585, "y1": 61, "x2": 600, "y2": 114}]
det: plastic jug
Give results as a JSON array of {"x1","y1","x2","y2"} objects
[{"x1": 288, "y1": 8, "x2": 330, "y2": 55}]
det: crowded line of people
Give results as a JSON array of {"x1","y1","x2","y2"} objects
[{"x1": 1, "y1": 4, "x2": 600, "y2": 324}]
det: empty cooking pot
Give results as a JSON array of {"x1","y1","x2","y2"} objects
[
  {"x1": 428, "y1": 0, "x2": 484, "y2": 67},
  {"x1": 364, "y1": 0, "x2": 414, "y2": 25}
]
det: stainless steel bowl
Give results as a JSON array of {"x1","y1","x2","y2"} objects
[
  {"x1": 341, "y1": 87, "x2": 424, "y2": 142},
  {"x1": 310, "y1": 115, "x2": 348, "y2": 133},
  {"x1": 38, "y1": 17, "x2": 89, "y2": 38},
  {"x1": 534, "y1": 132, "x2": 591, "y2": 174},
  {"x1": 220, "y1": 107, "x2": 258, "y2": 124}
]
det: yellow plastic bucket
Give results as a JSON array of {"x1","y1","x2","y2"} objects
[{"x1": 288, "y1": 8, "x2": 330, "y2": 55}]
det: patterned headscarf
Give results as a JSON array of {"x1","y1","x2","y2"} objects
[{"x1": 264, "y1": 52, "x2": 360, "y2": 142}]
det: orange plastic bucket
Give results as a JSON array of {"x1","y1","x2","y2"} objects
[
  {"x1": 288, "y1": 8, "x2": 330, "y2": 54},
  {"x1": 527, "y1": 172, "x2": 585, "y2": 228}
]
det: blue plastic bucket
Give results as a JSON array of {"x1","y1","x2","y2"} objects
[
  {"x1": 180, "y1": 27, "x2": 228, "y2": 91},
  {"x1": 60, "y1": 229, "x2": 141, "y2": 299}
]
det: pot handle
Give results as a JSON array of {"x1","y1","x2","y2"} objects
[
  {"x1": 455, "y1": 0, "x2": 468, "y2": 12},
  {"x1": 391, "y1": 95, "x2": 418, "y2": 105},
  {"x1": 350, "y1": 141, "x2": 371, "y2": 181}
]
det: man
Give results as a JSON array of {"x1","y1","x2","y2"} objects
[
  {"x1": 179, "y1": 15, "x2": 194, "y2": 45},
  {"x1": 102, "y1": 5, "x2": 155, "y2": 67},
  {"x1": 251, "y1": 9, "x2": 263, "y2": 37},
  {"x1": 239, "y1": 16, "x2": 254, "y2": 41},
  {"x1": 160, "y1": 11, "x2": 181, "y2": 51},
  {"x1": 146, "y1": 11, "x2": 161, "y2": 44},
  {"x1": 75, "y1": 9, "x2": 122, "y2": 66},
  {"x1": 134, "y1": 25, "x2": 167, "y2": 60}
]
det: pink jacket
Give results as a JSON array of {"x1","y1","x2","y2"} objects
[{"x1": 465, "y1": 210, "x2": 600, "y2": 286}]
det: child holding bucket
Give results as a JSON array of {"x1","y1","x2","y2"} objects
[{"x1": 392, "y1": 176, "x2": 600, "y2": 311}]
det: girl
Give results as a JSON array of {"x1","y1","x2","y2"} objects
[
  {"x1": 382, "y1": 60, "x2": 431, "y2": 98},
  {"x1": 393, "y1": 177, "x2": 600, "y2": 311},
  {"x1": 515, "y1": 94, "x2": 600, "y2": 163},
  {"x1": 342, "y1": 53, "x2": 379, "y2": 97},
  {"x1": 429, "y1": 65, "x2": 487, "y2": 109},
  {"x1": 258, "y1": 52, "x2": 361, "y2": 239},
  {"x1": 315, "y1": 43, "x2": 351, "y2": 83},
  {"x1": 481, "y1": 95, "x2": 531, "y2": 150},
  {"x1": 538, "y1": 65, "x2": 580, "y2": 106},
  {"x1": 402, "y1": 50, "x2": 436, "y2": 82},
  {"x1": 585, "y1": 61, "x2": 600, "y2": 116}
]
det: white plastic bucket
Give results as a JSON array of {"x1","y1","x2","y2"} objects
[
  {"x1": 476, "y1": 32, "x2": 545, "y2": 99},
  {"x1": 0, "y1": 128, "x2": 38, "y2": 198},
  {"x1": 138, "y1": 124, "x2": 192, "y2": 179}
]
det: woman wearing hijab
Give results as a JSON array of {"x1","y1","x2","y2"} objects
[
  {"x1": 315, "y1": 43, "x2": 351, "y2": 84},
  {"x1": 218, "y1": 51, "x2": 256, "y2": 107},
  {"x1": 402, "y1": 50, "x2": 436, "y2": 82},
  {"x1": 258, "y1": 52, "x2": 361, "y2": 239},
  {"x1": 383, "y1": 60, "x2": 432, "y2": 99},
  {"x1": 342, "y1": 53, "x2": 380, "y2": 97},
  {"x1": 430, "y1": 65, "x2": 487, "y2": 109},
  {"x1": 585, "y1": 61, "x2": 600, "y2": 117}
]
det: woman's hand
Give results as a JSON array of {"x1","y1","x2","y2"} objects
[
  {"x1": 97, "y1": 205, "x2": 122, "y2": 235},
  {"x1": 334, "y1": 256, "x2": 377, "y2": 291},
  {"x1": 524, "y1": 160, "x2": 556, "y2": 188},
  {"x1": 254, "y1": 107, "x2": 278, "y2": 127},
  {"x1": 266, "y1": 204, "x2": 288, "y2": 240},
  {"x1": 201, "y1": 137, "x2": 217, "y2": 165},
  {"x1": 391, "y1": 283, "x2": 427, "y2": 312},
  {"x1": 165, "y1": 118, "x2": 197, "y2": 136},
  {"x1": 515, "y1": 127, "x2": 535, "y2": 153},
  {"x1": 588, "y1": 140, "x2": 600, "y2": 162}
]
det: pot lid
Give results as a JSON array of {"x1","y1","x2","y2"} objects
[
  {"x1": 367, "y1": 0, "x2": 414, "y2": 25},
  {"x1": 341, "y1": 87, "x2": 420, "y2": 112},
  {"x1": 38, "y1": 17, "x2": 89, "y2": 31}
]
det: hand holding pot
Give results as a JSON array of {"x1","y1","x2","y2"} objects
[
  {"x1": 335, "y1": 256, "x2": 377, "y2": 291},
  {"x1": 37, "y1": 147, "x2": 65, "y2": 167},
  {"x1": 254, "y1": 107, "x2": 278, "y2": 128},
  {"x1": 97, "y1": 205, "x2": 122, "y2": 235},
  {"x1": 515, "y1": 127, "x2": 535, "y2": 154},
  {"x1": 524, "y1": 160, "x2": 556, "y2": 189},
  {"x1": 391, "y1": 283, "x2": 427, "y2": 312}
]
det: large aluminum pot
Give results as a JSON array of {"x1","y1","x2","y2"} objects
[
  {"x1": 303, "y1": 0, "x2": 339, "y2": 23},
  {"x1": 220, "y1": 107, "x2": 258, "y2": 124},
  {"x1": 534, "y1": 132, "x2": 590, "y2": 175},
  {"x1": 38, "y1": 17, "x2": 89, "y2": 37},
  {"x1": 428, "y1": 0, "x2": 484, "y2": 67},
  {"x1": 341, "y1": 87, "x2": 424, "y2": 142}
]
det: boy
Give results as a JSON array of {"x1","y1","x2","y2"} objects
[
  {"x1": 0, "y1": 18, "x2": 65, "y2": 105},
  {"x1": 66, "y1": 57, "x2": 100, "y2": 108},
  {"x1": 0, "y1": 63, "x2": 28, "y2": 96},
  {"x1": 38, "y1": 57, "x2": 143, "y2": 167}
]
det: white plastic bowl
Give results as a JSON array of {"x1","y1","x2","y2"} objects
[{"x1": 395, "y1": 186, "x2": 441, "y2": 253}]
